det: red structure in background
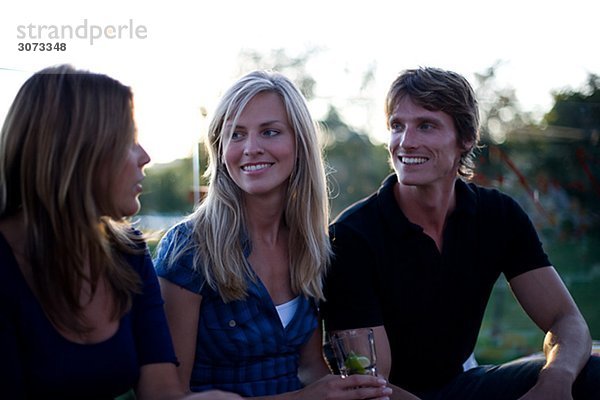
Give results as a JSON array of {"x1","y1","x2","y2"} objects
[
  {"x1": 576, "y1": 146, "x2": 600, "y2": 199},
  {"x1": 489, "y1": 146, "x2": 554, "y2": 226}
]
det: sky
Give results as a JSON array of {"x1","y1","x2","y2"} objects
[{"x1": 1, "y1": 0, "x2": 599, "y2": 165}]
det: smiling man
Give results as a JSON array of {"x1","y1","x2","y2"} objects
[{"x1": 322, "y1": 67, "x2": 600, "y2": 399}]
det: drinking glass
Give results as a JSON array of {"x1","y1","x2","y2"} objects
[{"x1": 330, "y1": 328, "x2": 377, "y2": 377}]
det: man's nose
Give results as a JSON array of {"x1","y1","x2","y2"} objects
[{"x1": 400, "y1": 127, "x2": 418, "y2": 149}]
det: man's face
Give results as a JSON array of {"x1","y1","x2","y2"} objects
[{"x1": 388, "y1": 96, "x2": 470, "y2": 188}]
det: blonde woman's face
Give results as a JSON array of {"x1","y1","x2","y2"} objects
[{"x1": 223, "y1": 92, "x2": 296, "y2": 200}]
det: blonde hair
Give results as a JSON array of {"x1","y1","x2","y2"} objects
[
  {"x1": 167, "y1": 70, "x2": 331, "y2": 302},
  {"x1": 0, "y1": 64, "x2": 142, "y2": 333}
]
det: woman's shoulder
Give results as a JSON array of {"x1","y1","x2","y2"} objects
[
  {"x1": 153, "y1": 219, "x2": 207, "y2": 292},
  {"x1": 159, "y1": 219, "x2": 195, "y2": 245},
  {"x1": 153, "y1": 220, "x2": 197, "y2": 260}
]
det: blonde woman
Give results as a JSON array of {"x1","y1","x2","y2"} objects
[
  {"x1": 155, "y1": 70, "x2": 392, "y2": 399},
  {"x1": 0, "y1": 65, "x2": 240, "y2": 400}
]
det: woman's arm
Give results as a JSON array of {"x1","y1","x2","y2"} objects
[
  {"x1": 297, "y1": 326, "x2": 331, "y2": 385},
  {"x1": 137, "y1": 362, "x2": 243, "y2": 400},
  {"x1": 137, "y1": 278, "x2": 242, "y2": 400},
  {"x1": 248, "y1": 325, "x2": 393, "y2": 400},
  {"x1": 159, "y1": 277, "x2": 202, "y2": 391}
]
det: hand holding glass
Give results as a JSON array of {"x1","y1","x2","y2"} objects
[{"x1": 330, "y1": 328, "x2": 377, "y2": 377}]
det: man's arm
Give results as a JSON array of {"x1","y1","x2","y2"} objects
[
  {"x1": 372, "y1": 325, "x2": 393, "y2": 379},
  {"x1": 509, "y1": 266, "x2": 591, "y2": 399}
]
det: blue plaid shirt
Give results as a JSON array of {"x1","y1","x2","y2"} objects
[{"x1": 154, "y1": 222, "x2": 318, "y2": 397}]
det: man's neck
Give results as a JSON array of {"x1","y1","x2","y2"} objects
[{"x1": 394, "y1": 179, "x2": 457, "y2": 251}]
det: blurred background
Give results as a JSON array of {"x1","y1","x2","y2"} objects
[{"x1": 2, "y1": 0, "x2": 598, "y2": 365}]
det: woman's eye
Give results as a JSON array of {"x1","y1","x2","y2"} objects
[
  {"x1": 231, "y1": 131, "x2": 243, "y2": 140},
  {"x1": 263, "y1": 129, "x2": 280, "y2": 137}
]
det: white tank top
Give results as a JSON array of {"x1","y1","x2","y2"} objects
[{"x1": 275, "y1": 296, "x2": 300, "y2": 328}]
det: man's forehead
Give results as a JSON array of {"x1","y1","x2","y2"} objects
[{"x1": 390, "y1": 97, "x2": 445, "y2": 118}]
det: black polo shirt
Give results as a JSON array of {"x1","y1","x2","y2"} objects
[{"x1": 322, "y1": 174, "x2": 550, "y2": 392}]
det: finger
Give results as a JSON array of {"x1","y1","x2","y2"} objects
[
  {"x1": 349, "y1": 385, "x2": 393, "y2": 399},
  {"x1": 342, "y1": 374, "x2": 388, "y2": 388}
]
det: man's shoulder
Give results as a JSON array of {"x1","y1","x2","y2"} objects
[
  {"x1": 333, "y1": 177, "x2": 393, "y2": 222},
  {"x1": 331, "y1": 175, "x2": 396, "y2": 236},
  {"x1": 457, "y1": 181, "x2": 533, "y2": 233},
  {"x1": 333, "y1": 192, "x2": 380, "y2": 226},
  {"x1": 461, "y1": 180, "x2": 521, "y2": 212}
]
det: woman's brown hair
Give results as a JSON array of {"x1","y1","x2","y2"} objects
[{"x1": 0, "y1": 65, "x2": 142, "y2": 333}]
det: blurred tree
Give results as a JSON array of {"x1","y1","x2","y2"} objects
[
  {"x1": 472, "y1": 67, "x2": 600, "y2": 238},
  {"x1": 545, "y1": 73, "x2": 600, "y2": 142},
  {"x1": 474, "y1": 61, "x2": 534, "y2": 146},
  {"x1": 539, "y1": 73, "x2": 600, "y2": 229},
  {"x1": 236, "y1": 47, "x2": 321, "y2": 100},
  {"x1": 322, "y1": 106, "x2": 391, "y2": 217},
  {"x1": 139, "y1": 158, "x2": 194, "y2": 215},
  {"x1": 471, "y1": 62, "x2": 536, "y2": 193}
]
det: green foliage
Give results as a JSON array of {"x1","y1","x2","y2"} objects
[
  {"x1": 545, "y1": 73, "x2": 600, "y2": 135},
  {"x1": 140, "y1": 143, "x2": 210, "y2": 216},
  {"x1": 531, "y1": 73, "x2": 600, "y2": 223},
  {"x1": 236, "y1": 47, "x2": 321, "y2": 100},
  {"x1": 139, "y1": 158, "x2": 194, "y2": 215},
  {"x1": 474, "y1": 61, "x2": 534, "y2": 145},
  {"x1": 476, "y1": 235, "x2": 600, "y2": 364},
  {"x1": 475, "y1": 71, "x2": 600, "y2": 238},
  {"x1": 322, "y1": 106, "x2": 392, "y2": 217}
]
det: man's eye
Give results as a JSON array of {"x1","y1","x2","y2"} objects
[{"x1": 390, "y1": 122, "x2": 404, "y2": 131}]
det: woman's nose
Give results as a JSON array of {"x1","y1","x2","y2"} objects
[
  {"x1": 243, "y1": 133, "x2": 264, "y2": 156},
  {"x1": 138, "y1": 144, "x2": 151, "y2": 166}
]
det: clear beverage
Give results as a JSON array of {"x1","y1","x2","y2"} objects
[{"x1": 330, "y1": 328, "x2": 377, "y2": 377}]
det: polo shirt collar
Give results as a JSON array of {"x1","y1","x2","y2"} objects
[
  {"x1": 376, "y1": 174, "x2": 417, "y2": 236},
  {"x1": 375, "y1": 174, "x2": 478, "y2": 234},
  {"x1": 454, "y1": 178, "x2": 478, "y2": 216}
]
